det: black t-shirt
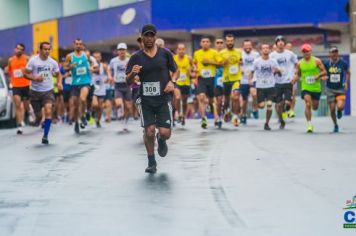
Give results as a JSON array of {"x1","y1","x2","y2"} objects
[{"x1": 126, "y1": 47, "x2": 177, "y2": 104}]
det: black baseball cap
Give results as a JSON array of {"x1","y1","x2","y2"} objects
[
  {"x1": 141, "y1": 24, "x2": 157, "y2": 35},
  {"x1": 329, "y1": 46, "x2": 338, "y2": 53},
  {"x1": 275, "y1": 35, "x2": 286, "y2": 43}
]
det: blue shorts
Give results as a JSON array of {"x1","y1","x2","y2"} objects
[{"x1": 239, "y1": 82, "x2": 256, "y2": 100}]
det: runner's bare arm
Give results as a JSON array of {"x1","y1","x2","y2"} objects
[
  {"x1": 248, "y1": 71, "x2": 254, "y2": 85},
  {"x1": 54, "y1": 71, "x2": 63, "y2": 91},
  {"x1": 104, "y1": 63, "x2": 113, "y2": 83},
  {"x1": 345, "y1": 68, "x2": 351, "y2": 90},
  {"x1": 126, "y1": 65, "x2": 142, "y2": 84},
  {"x1": 64, "y1": 54, "x2": 73, "y2": 71},
  {"x1": 23, "y1": 68, "x2": 43, "y2": 82},
  {"x1": 315, "y1": 58, "x2": 327, "y2": 80},
  {"x1": 4, "y1": 58, "x2": 12, "y2": 74},
  {"x1": 292, "y1": 62, "x2": 301, "y2": 84}
]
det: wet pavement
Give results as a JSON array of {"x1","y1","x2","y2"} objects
[{"x1": 0, "y1": 116, "x2": 355, "y2": 236}]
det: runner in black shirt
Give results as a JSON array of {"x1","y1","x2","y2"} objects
[{"x1": 126, "y1": 24, "x2": 177, "y2": 173}]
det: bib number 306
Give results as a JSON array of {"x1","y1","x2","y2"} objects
[{"x1": 143, "y1": 82, "x2": 160, "y2": 96}]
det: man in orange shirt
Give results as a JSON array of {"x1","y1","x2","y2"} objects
[{"x1": 6, "y1": 43, "x2": 33, "y2": 134}]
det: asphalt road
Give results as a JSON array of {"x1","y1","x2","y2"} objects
[{"x1": 0, "y1": 116, "x2": 355, "y2": 236}]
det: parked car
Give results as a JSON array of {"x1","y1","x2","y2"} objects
[{"x1": 0, "y1": 68, "x2": 16, "y2": 128}]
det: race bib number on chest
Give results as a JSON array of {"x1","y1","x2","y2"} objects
[
  {"x1": 13, "y1": 69, "x2": 23, "y2": 78},
  {"x1": 260, "y1": 78, "x2": 270, "y2": 85},
  {"x1": 65, "y1": 77, "x2": 72, "y2": 85},
  {"x1": 330, "y1": 74, "x2": 341, "y2": 83},
  {"x1": 229, "y1": 65, "x2": 239, "y2": 75},
  {"x1": 178, "y1": 73, "x2": 187, "y2": 81},
  {"x1": 305, "y1": 76, "x2": 316, "y2": 84},
  {"x1": 143, "y1": 82, "x2": 161, "y2": 96},
  {"x1": 201, "y1": 69, "x2": 213, "y2": 78},
  {"x1": 76, "y1": 67, "x2": 87, "y2": 76},
  {"x1": 39, "y1": 71, "x2": 51, "y2": 80},
  {"x1": 216, "y1": 77, "x2": 223, "y2": 87},
  {"x1": 115, "y1": 75, "x2": 126, "y2": 83}
]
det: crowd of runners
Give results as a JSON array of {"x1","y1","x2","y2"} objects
[{"x1": 4, "y1": 24, "x2": 350, "y2": 172}]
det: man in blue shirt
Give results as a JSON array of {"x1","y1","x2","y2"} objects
[{"x1": 323, "y1": 46, "x2": 350, "y2": 132}]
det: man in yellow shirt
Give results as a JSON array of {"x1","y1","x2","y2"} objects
[
  {"x1": 193, "y1": 36, "x2": 222, "y2": 129},
  {"x1": 173, "y1": 43, "x2": 194, "y2": 126},
  {"x1": 220, "y1": 34, "x2": 243, "y2": 127}
]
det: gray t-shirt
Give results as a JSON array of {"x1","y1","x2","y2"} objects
[
  {"x1": 92, "y1": 63, "x2": 106, "y2": 96},
  {"x1": 252, "y1": 57, "x2": 278, "y2": 89},
  {"x1": 241, "y1": 50, "x2": 260, "y2": 84},
  {"x1": 26, "y1": 55, "x2": 59, "y2": 92},
  {"x1": 109, "y1": 57, "x2": 129, "y2": 84},
  {"x1": 270, "y1": 50, "x2": 298, "y2": 84}
]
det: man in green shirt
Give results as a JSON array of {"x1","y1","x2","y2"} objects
[{"x1": 292, "y1": 44, "x2": 326, "y2": 133}]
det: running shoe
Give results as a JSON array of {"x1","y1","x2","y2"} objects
[
  {"x1": 96, "y1": 121, "x2": 101, "y2": 128},
  {"x1": 181, "y1": 117, "x2": 185, "y2": 126},
  {"x1": 41, "y1": 136, "x2": 49, "y2": 145},
  {"x1": 88, "y1": 116, "x2": 95, "y2": 125},
  {"x1": 17, "y1": 127, "x2": 23, "y2": 135},
  {"x1": 279, "y1": 120, "x2": 286, "y2": 129},
  {"x1": 264, "y1": 123, "x2": 271, "y2": 131},
  {"x1": 282, "y1": 112, "x2": 288, "y2": 120},
  {"x1": 145, "y1": 164, "x2": 157, "y2": 174},
  {"x1": 288, "y1": 110, "x2": 296, "y2": 118},
  {"x1": 215, "y1": 119, "x2": 222, "y2": 129},
  {"x1": 337, "y1": 110, "x2": 343, "y2": 120},
  {"x1": 333, "y1": 125, "x2": 339, "y2": 133},
  {"x1": 307, "y1": 124, "x2": 314, "y2": 133},
  {"x1": 252, "y1": 110, "x2": 259, "y2": 119},
  {"x1": 81, "y1": 116, "x2": 88, "y2": 126},
  {"x1": 201, "y1": 117, "x2": 208, "y2": 129},
  {"x1": 156, "y1": 133, "x2": 168, "y2": 157},
  {"x1": 232, "y1": 116, "x2": 240, "y2": 127},
  {"x1": 74, "y1": 121, "x2": 80, "y2": 134},
  {"x1": 240, "y1": 116, "x2": 247, "y2": 125}
]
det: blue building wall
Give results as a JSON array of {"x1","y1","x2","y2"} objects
[
  {"x1": 152, "y1": 0, "x2": 349, "y2": 30},
  {"x1": 58, "y1": 0, "x2": 151, "y2": 46},
  {"x1": 0, "y1": 25, "x2": 33, "y2": 57}
]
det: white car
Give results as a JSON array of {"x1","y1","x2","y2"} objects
[{"x1": 0, "y1": 68, "x2": 16, "y2": 127}]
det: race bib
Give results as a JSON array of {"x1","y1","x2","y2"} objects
[
  {"x1": 13, "y1": 69, "x2": 23, "y2": 78},
  {"x1": 216, "y1": 76, "x2": 223, "y2": 87},
  {"x1": 229, "y1": 65, "x2": 239, "y2": 75},
  {"x1": 305, "y1": 76, "x2": 315, "y2": 84},
  {"x1": 330, "y1": 74, "x2": 341, "y2": 83},
  {"x1": 178, "y1": 73, "x2": 187, "y2": 81},
  {"x1": 65, "y1": 77, "x2": 72, "y2": 85},
  {"x1": 143, "y1": 82, "x2": 160, "y2": 96},
  {"x1": 39, "y1": 71, "x2": 51, "y2": 81},
  {"x1": 94, "y1": 84, "x2": 100, "y2": 91},
  {"x1": 76, "y1": 67, "x2": 87, "y2": 76},
  {"x1": 261, "y1": 78, "x2": 269, "y2": 85},
  {"x1": 115, "y1": 75, "x2": 126, "y2": 83},
  {"x1": 201, "y1": 69, "x2": 213, "y2": 78}
]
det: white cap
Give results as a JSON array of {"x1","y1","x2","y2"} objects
[{"x1": 117, "y1": 43, "x2": 127, "y2": 50}]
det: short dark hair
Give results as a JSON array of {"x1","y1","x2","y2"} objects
[
  {"x1": 16, "y1": 43, "x2": 25, "y2": 50},
  {"x1": 243, "y1": 39, "x2": 252, "y2": 43},
  {"x1": 225, "y1": 34, "x2": 235, "y2": 39},
  {"x1": 201, "y1": 35, "x2": 212, "y2": 41},
  {"x1": 39, "y1": 41, "x2": 51, "y2": 50},
  {"x1": 93, "y1": 51, "x2": 101, "y2": 55}
]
